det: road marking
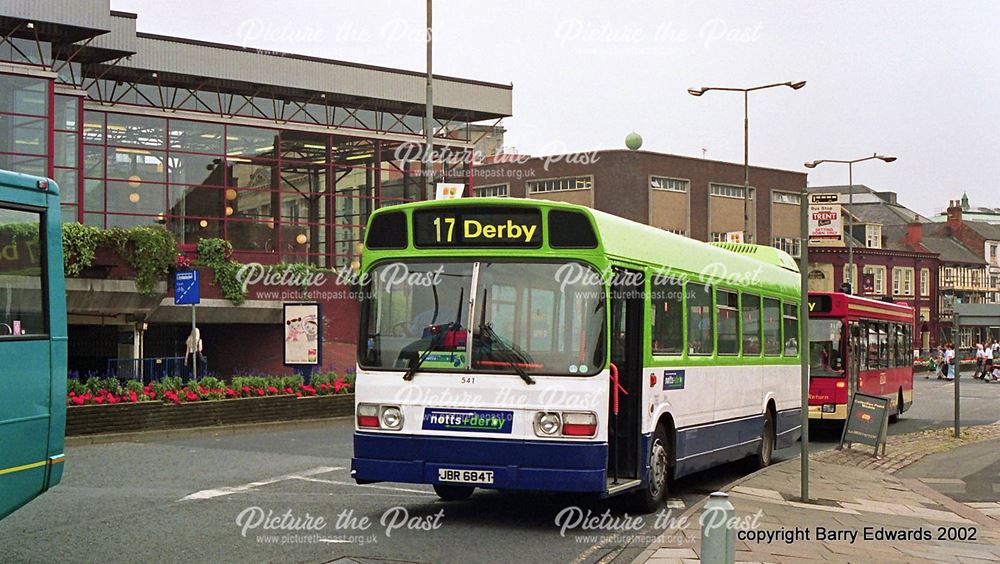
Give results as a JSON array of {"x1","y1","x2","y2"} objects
[
  {"x1": 290, "y1": 475, "x2": 436, "y2": 496},
  {"x1": 178, "y1": 466, "x2": 342, "y2": 501}
]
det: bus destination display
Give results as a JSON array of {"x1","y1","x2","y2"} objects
[{"x1": 413, "y1": 208, "x2": 542, "y2": 248}]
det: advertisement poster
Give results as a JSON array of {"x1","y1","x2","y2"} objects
[{"x1": 283, "y1": 303, "x2": 321, "y2": 366}]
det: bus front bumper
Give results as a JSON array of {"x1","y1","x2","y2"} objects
[
  {"x1": 808, "y1": 404, "x2": 848, "y2": 420},
  {"x1": 352, "y1": 432, "x2": 608, "y2": 493}
]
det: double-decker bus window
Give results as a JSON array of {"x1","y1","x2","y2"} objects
[
  {"x1": 763, "y1": 298, "x2": 781, "y2": 356},
  {"x1": 888, "y1": 323, "x2": 897, "y2": 366},
  {"x1": 0, "y1": 207, "x2": 45, "y2": 337},
  {"x1": 866, "y1": 323, "x2": 879, "y2": 370},
  {"x1": 783, "y1": 303, "x2": 799, "y2": 356},
  {"x1": 879, "y1": 323, "x2": 889, "y2": 369},
  {"x1": 687, "y1": 282, "x2": 713, "y2": 355},
  {"x1": 717, "y1": 289, "x2": 739, "y2": 355},
  {"x1": 809, "y1": 318, "x2": 844, "y2": 376},
  {"x1": 741, "y1": 293, "x2": 762, "y2": 356},
  {"x1": 650, "y1": 279, "x2": 683, "y2": 354}
]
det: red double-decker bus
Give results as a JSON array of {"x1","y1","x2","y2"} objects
[{"x1": 808, "y1": 292, "x2": 915, "y2": 423}]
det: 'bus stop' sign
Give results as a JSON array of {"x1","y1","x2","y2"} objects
[
  {"x1": 839, "y1": 392, "x2": 891, "y2": 457},
  {"x1": 174, "y1": 270, "x2": 200, "y2": 305}
]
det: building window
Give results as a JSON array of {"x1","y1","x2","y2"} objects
[
  {"x1": 920, "y1": 268, "x2": 930, "y2": 296},
  {"x1": 865, "y1": 224, "x2": 882, "y2": 249},
  {"x1": 864, "y1": 265, "x2": 886, "y2": 295},
  {"x1": 664, "y1": 228, "x2": 687, "y2": 236},
  {"x1": 710, "y1": 232, "x2": 726, "y2": 242},
  {"x1": 772, "y1": 237, "x2": 801, "y2": 257},
  {"x1": 772, "y1": 191, "x2": 801, "y2": 205},
  {"x1": 0, "y1": 73, "x2": 51, "y2": 177},
  {"x1": 473, "y1": 183, "x2": 508, "y2": 198},
  {"x1": 710, "y1": 183, "x2": 754, "y2": 199},
  {"x1": 527, "y1": 176, "x2": 593, "y2": 194},
  {"x1": 651, "y1": 176, "x2": 688, "y2": 192},
  {"x1": 893, "y1": 267, "x2": 914, "y2": 296}
]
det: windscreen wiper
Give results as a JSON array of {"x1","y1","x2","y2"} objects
[
  {"x1": 402, "y1": 288, "x2": 464, "y2": 382},
  {"x1": 478, "y1": 323, "x2": 535, "y2": 385}
]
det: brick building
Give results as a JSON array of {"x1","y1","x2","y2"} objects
[{"x1": 473, "y1": 150, "x2": 807, "y2": 253}]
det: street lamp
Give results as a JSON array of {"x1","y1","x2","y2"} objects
[
  {"x1": 688, "y1": 81, "x2": 807, "y2": 243},
  {"x1": 804, "y1": 153, "x2": 897, "y2": 294}
]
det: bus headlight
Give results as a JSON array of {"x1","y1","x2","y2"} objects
[
  {"x1": 380, "y1": 406, "x2": 404, "y2": 430},
  {"x1": 534, "y1": 412, "x2": 562, "y2": 436}
]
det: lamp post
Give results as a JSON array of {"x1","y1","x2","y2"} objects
[
  {"x1": 424, "y1": 0, "x2": 434, "y2": 201},
  {"x1": 804, "y1": 154, "x2": 897, "y2": 294},
  {"x1": 688, "y1": 81, "x2": 807, "y2": 243}
]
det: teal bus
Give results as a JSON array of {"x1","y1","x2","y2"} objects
[
  {"x1": 352, "y1": 198, "x2": 803, "y2": 512},
  {"x1": 0, "y1": 171, "x2": 67, "y2": 519}
]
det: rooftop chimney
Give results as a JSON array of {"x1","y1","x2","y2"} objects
[
  {"x1": 946, "y1": 199, "x2": 963, "y2": 233},
  {"x1": 906, "y1": 214, "x2": 923, "y2": 246}
]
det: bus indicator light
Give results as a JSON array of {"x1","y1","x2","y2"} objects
[
  {"x1": 835, "y1": 381, "x2": 846, "y2": 389},
  {"x1": 357, "y1": 403, "x2": 381, "y2": 428},
  {"x1": 562, "y1": 412, "x2": 597, "y2": 437},
  {"x1": 650, "y1": 373, "x2": 657, "y2": 387}
]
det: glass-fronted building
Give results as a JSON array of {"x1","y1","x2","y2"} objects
[{"x1": 0, "y1": 2, "x2": 511, "y2": 375}]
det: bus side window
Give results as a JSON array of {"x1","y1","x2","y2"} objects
[
  {"x1": 650, "y1": 279, "x2": 683, "y2": 354},
  {"x1": 686, "y1": 282, "x2": 713, "y2": 355},
  {"x1": 741, "y1": 293, "x2": 762, "y2": 356},
  {"x1": 763, "y1": 298, "x2": 781, "y2": 356},
  {"x1": 783, "y1": 302, "x2": 798, "y2": 357},
  {"x1": 716, "y1": 289, "x2": 739, "y2": 355}
]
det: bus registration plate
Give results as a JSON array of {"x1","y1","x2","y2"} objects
[{"x1": 438, "y1": 468, "x2": 494, "y2": 484}]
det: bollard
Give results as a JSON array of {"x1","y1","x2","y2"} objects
[{"x1": 700, "y1": 492, "x2": 736, "y2": 564}]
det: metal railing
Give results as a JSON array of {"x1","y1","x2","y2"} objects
[{"x1": 106, "y1": 356, "x2": 207, "y2": 384}]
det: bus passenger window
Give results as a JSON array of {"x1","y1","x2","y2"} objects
[
  {"x1": 650, "y1": 280, "x2": 683, "y2": 354},
  {"x1": 741, "y1": 294, "x2": 762, "y2": 355},
  {"x1": 783, "y1": 303, "x2": 798, "y2": 356},
  {"x1": 763, "y1": 298, "x2": 781, "y2": 356},
  {"x1": 0, "y1": 207, "x2": 45, "y2": 337},
  {"x1": 687, "y1": 283, "x2": 713, "y2": 355},
  {"x1": 717, "y1": 290, "x2": 739, "y2": 355}
]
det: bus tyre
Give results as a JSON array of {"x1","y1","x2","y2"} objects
[
  {"x1": 889, "y1": 390, "x2": 903, "y2": 423},
  {"x1": 631, "y1": 426, "x2": 669, "y2": 514},
  {"x1": 433, "y1": 484, "x2": 474, "y2": 501},
  {"x1": 751, "y1": 410, "x2": 775, "y2": 470}
]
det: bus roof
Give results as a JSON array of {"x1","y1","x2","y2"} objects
[
  {"x1": 365, "y1": 198, "x2": 801, "y2": 298},
  {"x1": 0, "y1": 169, "x2": 59, "y2": 197},
  {"x1": 808, "y1": 291, "x2": 914, "y2": 322}
]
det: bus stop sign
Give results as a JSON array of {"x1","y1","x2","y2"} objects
[{"x1": 174, "y1": 271, "x2": 200, "y2": 305}]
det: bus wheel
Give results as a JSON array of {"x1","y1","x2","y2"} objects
[
  {"x1": 433, "y1": 485, "x2": 474, "y2": 501},
  {"x1": 889, "y1": 390, "x2": 903, "y2": 423},
  {"x1": 751, "y1": 411, "x2": 775, "y2": 470},
  {"x1": 631, "y1": 426, "x2": 669, "y2": 514}
]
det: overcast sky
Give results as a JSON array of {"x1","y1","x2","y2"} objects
[{"x1": 112, "y1": 0, "x2": 1000, "y2": 216}]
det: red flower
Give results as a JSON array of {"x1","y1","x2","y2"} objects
[
  {"x1": 255, "y1": 388, "x2": 265, "y2": 396},
  {"x1": 266, "y1": 386, "x2": 279, "y2": 395},
  {"x1": 72, "y1": 396, "x2": 85, "y2": 406},
  {"x1": 108, "y1": 394, "x2": 120, "y2": 404},
  {"x1": 185, "y1": 390, "x2": 198, "y2": 402},
  {"x1": 283, "y1": 387, "x2": 293, "y2": 394},
  {"x1": 295, "y1": 392, "x2": 302, "y2": 397},
  {"x1": 301, "y1": 385, "x2": 317, "y2": 396},
  {"x1": 225, "y1": 388, "x2": 237, "y2": 398},
  {"x1": 146, "y1": 391, "x2": 156, "y2": 400},
  {"x1": 94, "y1": 396, "x2": 105, "y2": 404},
  {"x1": 199, "y1": 386, "x2": 208, "y2": 394},
  {"x1": 334, "y1": 379, "x2": 350, "y2": 393},
  {"x1": 129, "y1": 390, "x2": 138, "y2": 402},
  {"x1": 69, "y1": 391, "x2": 76, "y2": 397},
  {"x1": 242, "y1": 386, "x2": 251, "y2": 394}
]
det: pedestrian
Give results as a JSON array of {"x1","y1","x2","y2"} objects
[
  {"x1": 944, "y1": 342, "x2": 956, "y2": 381},
  {"x1": 935, "y1": 345, "x2": 945, "y2": 379},
  {"x1": 985, "y1": 341, "x2": 995, "y2": 382},
  {"x1": 975, "y1": 342, "x2": 985, "y2": 379}
]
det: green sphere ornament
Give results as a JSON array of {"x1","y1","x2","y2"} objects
[{"x1": 625, "y1": 132, "x2": 643, "y2": 151}]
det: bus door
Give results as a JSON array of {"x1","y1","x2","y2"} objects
[
  {"x1": 608, "y1": 268, "x2": 643, "y2": 483},
  {"x1": 848, "y1": 321, "x2": 862, "y2": 397}
]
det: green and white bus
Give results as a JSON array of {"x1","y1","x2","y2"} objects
[
  {"x1": 0, "y1": 170, "x2": 67, "y2": 519},
  {"x1": 352, "y1": 198, "x2": 802, "y2": 511}
]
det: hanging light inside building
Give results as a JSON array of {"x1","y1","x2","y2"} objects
[
  {"x1": 128, "y1": 175, "x2": 142, "y2": 187},
  {"x1": 225, "y1": 206, "x2": 234, "y2": 216},
  {"x1": 296, "y1": 233, "x2": 308, "y2": 245},
  {"x1": 225, "y1": 188, "x2": 238, "y2": 201},
  {"x1": 129, "y1": 192, "x2": 141, "y2": 204},
  {"x1": 199, "y1": 219, "x2": 208, "y2": 228}
]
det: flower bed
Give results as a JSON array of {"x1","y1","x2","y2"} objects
[
  {"x1": 65, "y1": 373, "x2": 356, "y2": 436},
  {"x1": 66, "y1": 373, "x2": 351, "y2": 407}
]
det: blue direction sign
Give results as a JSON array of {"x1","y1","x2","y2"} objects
[{"x1": 174, "y1": 271, "x2": 200, "y2": 305}]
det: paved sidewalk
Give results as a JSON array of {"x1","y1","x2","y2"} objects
[{"x1": 636, "y1": 426, "x2": 1000, "y2": 563}]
